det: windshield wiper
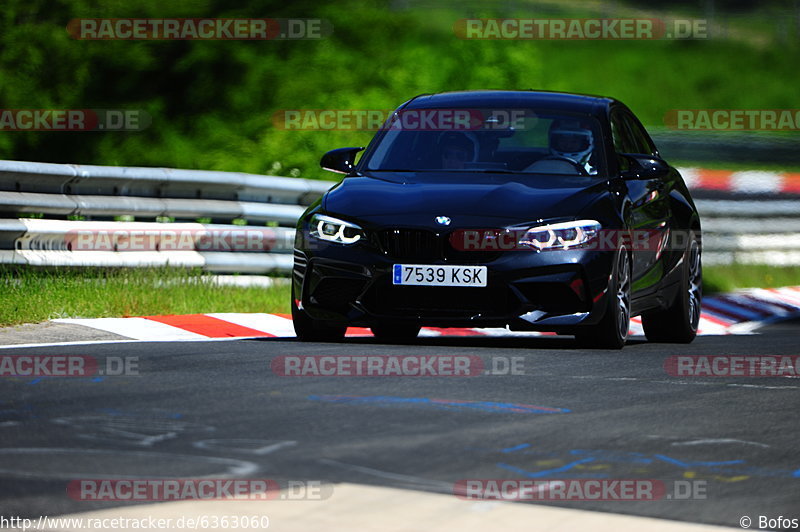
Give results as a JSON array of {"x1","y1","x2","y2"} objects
[
  {"x1": 472, "y1": 169, "x2": 520, "y2": 174},
  {"x1": 370, "y1": 168, "x2": 522, "y2": 173}
]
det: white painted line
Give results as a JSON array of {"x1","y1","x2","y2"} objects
[
  {"x1": 0, "y1": 339, "x2": 145, "y2": 350},
  {"x1": 463, "y1": 328, "x2": 545, "y2": 337},
  {"x1": 417, "y1": 328, "x2": 444, "y2": 337},
  {"x1": 0, "y1": 448, "x2": 257, "y2": 480},
  {"x1": 761, "y1": 287, "x2": 800, "y2": 307},
  {"x1": 730, "y1": 170, "x2": 782, "y2": 194},
  {"x1": 53, "y1": 317, "x2": 206, "y2": 340},
  {"x1": 0, "y1": 336, "x2": 268, "y2": 351},
  {"x1": 651, "y1": 379, "x2": 799, "y2": 390},
  {"x1": 671, "y1": 438, "x2": 770, "y2": 448},
  {"x1": 696, "y1": 317, "x2": 731, "y2": 335}
]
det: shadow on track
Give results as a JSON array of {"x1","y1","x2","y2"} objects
[{"x1": 249, "y1": 335, "x2": 650, "y2": 350}]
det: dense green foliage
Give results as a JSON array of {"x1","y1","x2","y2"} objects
[{"x1": 1, "y1": 0, "x2": 797, "y2": 178}]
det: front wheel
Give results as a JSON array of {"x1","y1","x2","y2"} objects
[
  {"x1": 575, "y1": 247, "x2": 631, "y2": 350},
  {"x1": 291, "y1": 288, "x2": 347, "y2": 342},
  {"x1": 642, "y1": 235, "x2": 702, "y2": 343}
]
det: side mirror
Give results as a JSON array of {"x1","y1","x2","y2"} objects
[
  {"x1": 619, "y1": 154, "x2": 670, "y2": 180},
  {"x1": 320, "y1": 147, "x2": 365, "y2": 174}
]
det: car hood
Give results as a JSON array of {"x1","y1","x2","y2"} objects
[{"x1": 323, "y1": 171, "x2": 611, "y2": 226}]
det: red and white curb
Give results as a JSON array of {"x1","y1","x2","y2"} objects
[
  {"x1": 47, "y1": 286, "x2": 800, "y2": 341},
  {"x1": 679, "y1": 167, "x2": 800, "y2": 195}
]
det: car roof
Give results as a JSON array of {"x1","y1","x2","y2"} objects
[{"x1": 402, "y1": 90, "x2": 616, "y2": 117}]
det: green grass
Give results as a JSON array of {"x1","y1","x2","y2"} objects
[
  {"x1": 0, "y1": 267, "x2": 290, "y2": 327},
  {"x1": 704, "y1": 264, "x2": 800, "y2": 294},
  {"x1": 1, "y1": 264, "x2": 798, "y2": 328}
]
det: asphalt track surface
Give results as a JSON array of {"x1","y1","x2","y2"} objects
[{"x1": 1, "y1": 320, "x2": 798, "y2": 529}]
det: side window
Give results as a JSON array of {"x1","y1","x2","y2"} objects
[
  {"x1": 621, "y1": 112, "x2": 656, "y2": 155},
  {"x1": 610, "y1": 112, "x2": 635, "y2": 154},
  {"x1": 610, "y1": 111, "x2": 635, "y2": 171}
]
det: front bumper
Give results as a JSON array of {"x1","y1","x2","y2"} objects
[{"x1": 293, "y1": 235, "x2": 617, "y2": 332}]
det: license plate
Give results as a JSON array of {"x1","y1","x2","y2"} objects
[{"x1": 392, "y1": 264, "x2": 487, "y2": 287}]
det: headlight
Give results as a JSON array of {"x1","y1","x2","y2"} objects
[
  {"x1": 310, "y1": 214, "x2": 363, "y2": 244},
  {"x1": 517, "y1": 220, "x2": 601, "y2": 250}
]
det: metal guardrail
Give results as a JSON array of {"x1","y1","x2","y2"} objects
[
  {"x1": 0, "y1": 159, "x2": 798, "y2": 272},
  {"x1": 650, "y1": 130, "x2": 799, "y2": 165},
  {"x1": 0, "y1": 160, "x2": 331, "y2": 204},
  {"x1": 0, "y1": 160, "x2": 331, "y2": 273}
]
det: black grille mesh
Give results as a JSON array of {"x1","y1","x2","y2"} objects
[{"x1": 377, "y1": 228, "x2": 501, "y2": 263}]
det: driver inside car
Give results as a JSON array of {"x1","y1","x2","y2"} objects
[
  {"x1": 526, "y1": 119, "x2": 597, "y2": 175},
  {"x1": 439, "y1": 132, "x2": 476, "y2": 170}
]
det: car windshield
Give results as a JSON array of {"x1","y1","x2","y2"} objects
[{"x1": 363, "y1": 109, "x2": 606, "y2": 176}]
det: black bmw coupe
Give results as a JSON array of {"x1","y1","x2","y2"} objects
[{"x1": 291, "y1": 91, "x2": 702, "y2": 348}]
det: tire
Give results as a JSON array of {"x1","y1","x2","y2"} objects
[
  {"x1": 642, "y1": 234, "x2": 702, "y2": 344},
  {"x1": 575, "y1": 246, "x2": 631, "y2": 350},
  {"x1": 291, "y1": 287, "x2": 346, "y2": 342},
  {"x1": 370, "y1": 322, "x2": 421, "y2": 342}
]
